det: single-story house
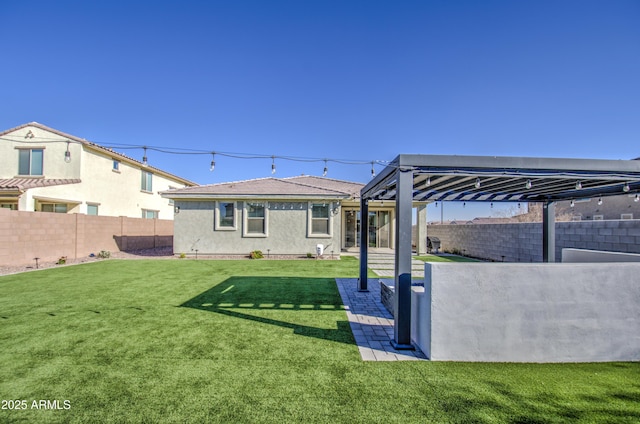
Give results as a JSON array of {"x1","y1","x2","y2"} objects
[{"x1": 162, "y1": 175, "x2": 414, "y2": 256}]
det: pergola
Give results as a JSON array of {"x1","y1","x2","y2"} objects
[{"x1": 359, "y1": 154, "x2": 640, "y2": 349}]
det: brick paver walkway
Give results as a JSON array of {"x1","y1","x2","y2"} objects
[{"x1": 336, "y1": 278, "x2": 427, "y2": 361}]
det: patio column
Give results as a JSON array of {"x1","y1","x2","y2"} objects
[
  {"x1": 358, "y1": 197, "x2": 369, "y2": 291},
  {"x1": 543, "y1": 201, "x2": 556, "y2": 262},
  {"x1": 416, "y1": 204, "x2": 427, "y2": 255},
  {"x1": 393, "y1": 167, "x2": 414, "y2": 349}
]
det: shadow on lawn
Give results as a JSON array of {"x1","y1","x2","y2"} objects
[{"x1": 180, "y1": 276, "x2": 356, "y2": 345}]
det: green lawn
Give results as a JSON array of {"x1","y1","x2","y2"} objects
[{"x1": 1, "y1": 257, "x2": 639, "y2": 423}]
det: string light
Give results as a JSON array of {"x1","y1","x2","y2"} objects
[
  {"x1": 570, "y1": 200, "x2": 575, "y2": 207},
  {"x1": 576, "y1": 181, "x2": 582, "y2": 190},
  {"x1": 209, "y1": 152, "x2": 216, "y2": 172},
  {"x1": 64, "y1": 142, "x2": 71, "y2": 163},
  {"x1": 322, "y1": 159, "x2": 328, "y2": 177},
  {"x1": 635, "y1": 194, "x2": 639, "y2": 203},
  {"x1": 271, "y1": 156, "x2": 276, "y2": 174},
  {"x1": 370, "y1": 162, "x2": 376, "y2": 178},
  {"x1": 142, "y1": 146, "x2": 148, "y2": 167},
  {"x1": 598, "y1": 197, "x2": 603, "y2": 206},
  {"x1": 623, "y1": 182, "x2": 630, "y2": 192},
  {"x1": 525, "y1": 179, "x2": 532, "y2": 189},
  {"x1": 475, "y1": 178, "x2": 481, "y2": 189}
]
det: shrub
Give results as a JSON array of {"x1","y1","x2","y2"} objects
[
  {"x1": 179, "y1": 253, "x2": 186, "y2": 259},
  {"x1": 306, "y1": 252, "x2": 314, "y2": 259},
  {"x1": 57, "y1": 256, "x2": 67, "y2": 265},
  {"x1": 250, "y1": 250, "x2": 264, "y2": 259},
  {"x1": 98, "y1": 250, "x2": 111, "y2": 259}
]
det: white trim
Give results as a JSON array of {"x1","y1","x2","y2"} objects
[
  {"x1": 307, "y1": 201, "x2": 333, "y2": 238},
  {"x1": 243, "y1": 201, "x2": 268, "y2": 238},
  {"x1": 215, "y1": 201, "x2": 237, "y2": 231}
]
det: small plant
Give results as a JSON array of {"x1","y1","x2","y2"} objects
[
  {"x1": 306, "y1": 252, "x2": 314, "y2": 259},
  {"x1": 250, "y1": 250, "x2": 264, "y2": 259},
  {"x1": 57, "y1": 256, "x2": 67, "y2": 265},
  {"x1": 179, "y1": 253, "x2": 186, "y2": 259},
  {"x1": 98, "y1": 250, "x2": 111, "y2": 259}
]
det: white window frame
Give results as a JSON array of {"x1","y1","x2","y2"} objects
[
  {"x1": 87, "y1": 203, "x2": 99, "y2": 216},
  {"x1": 307, "y1": 202, "x2": 333, "y2": 238},
  {"x1": 142, "y1": 209, "x2": 158, "y2": 219},
  {"x1": 621, "y1": 213, "x2": 633, "y2": 220},
  {"x1": 243, "y1": 202, "x2": 268, "y2": 237},
  {"x1": 17, "y1": 147, "x2": 44, "y2": 176},
  {"x1": 41, "y1": 203, "x2": 68, "y2": 213},
  {"x1": 141, "y1": 170, "x2": 153, "y2": 192},
  {"x1": 215, "y1": 201, "x2": 237, "y2": 231},
  {"x1": 593, "y1": 215, "x2": 604, "y2": 221},
  {"x1": 112, "y1": 159, "x2": 121, "y2": 172}
]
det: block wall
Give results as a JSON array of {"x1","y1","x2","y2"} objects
[
  {"x1": 426, "y1": 220, "x2": 640, "y2": 262},
  {"x1": 0, "y1": 208, "x2": 173, "y2": 266}
]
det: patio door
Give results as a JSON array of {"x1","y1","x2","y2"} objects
[
  {"x1": 343, "y1": 209, "x2": 390, "y2": 249},
  {"x1": 344, "y1": 210, "x2": 360, "y2": 248},
  {"x1": 368, "y1": 211, "x2": 390, "y2": 248}
]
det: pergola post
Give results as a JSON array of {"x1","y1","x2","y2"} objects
[
  {"x1": 392, "y1": 167, "x2": 414, "y2": 349},
  {"x1": 543, "y1": 201, "x2": 556, "y2": 262},
  {"x1": 416, "y1": 204, "x2": 427, "y2": 255},
  {"x1": 358, "y1": 197, "x2": 369, "y2": 291}
]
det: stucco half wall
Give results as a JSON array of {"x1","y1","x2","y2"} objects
[{"x1": 412, "y1": 262, "x2": 640, "y2": 362}]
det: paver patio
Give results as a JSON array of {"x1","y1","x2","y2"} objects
[{"x1": 335, "y1": 278, "x2": 427, "y2": 361}]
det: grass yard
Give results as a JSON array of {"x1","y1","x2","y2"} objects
[{"x1": 1, "y1": 257, "x2": 639, "y2": 423}]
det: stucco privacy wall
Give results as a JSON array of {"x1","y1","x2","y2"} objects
[
  {"x1": 0, "y1": 208, "x2": 173, "y2": 266},
  {"x1": 562, "y1": 248, "x2": 640, "y2": 263},
  {"x1": 426, "y1": 220, "x2": 640, "y2": 262},
  {"x1": 412, "y1": 262, "x2": 640, "y2": 362},
  {"x1": 174, "y1": 200, "x2": 341, "y2": 256}
]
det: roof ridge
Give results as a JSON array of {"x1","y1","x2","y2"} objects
[{"x1": 278, "y1": 178, "x2": 357, "y2": 196}]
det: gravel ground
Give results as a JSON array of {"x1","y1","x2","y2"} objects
[{"x1": 0, "y1": 247, "x2": 339, "y2": 277}]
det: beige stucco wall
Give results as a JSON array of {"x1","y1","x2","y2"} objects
[
  {"x1": 2, "y1": 125, "x2": 189, "y2": 218},
  {"x1": 173, "y1": 199, "x2": 342, "y2": 256}
]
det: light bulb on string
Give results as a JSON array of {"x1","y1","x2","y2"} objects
[
  {"x1": 475, "y1": 178, "x2": 481, "y2": 189},
  {"x1": 370, "y1": 162, "x2": 376, "y2": 178},
  {"x1": 64, "y1": 142, "x2": 71, "y2": 163},
  {"x1": 322, "y1": 160, "x2": 328, "y2": 177},
  {"x1": 210, "y1": 152, "x2": 216, "y2": 172},
  {"x1": 142, "y1": 147, "x2": 148, "y2": 167},
  {"x1": 576, "y1": 181, "x2": 582, "y2": 190},
  {"x1": 525, "y1": 179, "x2": 532, "y2": 189},
  {"x1": 598, "y1": 197, "x2": 603, "y2": 206},
  {"x1": 623, "y1": 182, "x2": 630, "y2": 192},
  {"x1": 271, "y1": 156, "x2": 276, "y2": 174}
]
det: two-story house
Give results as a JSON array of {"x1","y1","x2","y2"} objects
[{"x1": 0, "y1": 122, "x2": 196, "y2": 218}]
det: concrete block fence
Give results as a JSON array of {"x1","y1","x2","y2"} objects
[
  {"x1": 0, "y1": 208, "x2": 173, "y2": 266},
  {"x1": 426, "y1": 220, "x2": 640, "y2": 262}
]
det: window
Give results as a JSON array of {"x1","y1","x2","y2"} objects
[
  {"x1": 87, "y1": 204, "x2": 99, "y2": 216},
  {"x1": 311, "y1": 203, "x2": 330, "y2": 235},
  {"x1": 593, "y1": 215, "x2": 604, "y2": 221},
  {"x1": 41, "y1": 203, "x2": 67, "y2": 213},
  {"x1": 1, "y1": 203, "x2": 17, "y2": 210},
  {"x1": 216, "y1": 201, "x2": 236, "y2": 230},
  {"x1": 167, "y1": 186, "x2": 176, "y2": 205},
  {"x1": 142, "y1": 209, "x2": 158, "y2": 219},
  {"x1": 141, "y1": 171, "x2": 153, "y2": 192},
  {"x1": 18, "y1": 148, "x2": 44, "y2": 176},
  {"x1": 244, "y1": 202, "x2": 267, "y2": 236},
  {"x1": 621, "y1": 213, "x2": 633, "y2": 220},
  {"x1": 113, "y1": 159, "x2": 120, "y2": 172}
]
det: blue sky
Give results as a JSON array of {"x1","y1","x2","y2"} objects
[{"x1": 2, "y1": 0, "x2": 639, "y2": 220}]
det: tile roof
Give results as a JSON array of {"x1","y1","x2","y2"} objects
[
  {"x1": 163, "y1": 176, "x2": 365, "y2": 199},
  {"x1": 0, "y1": 178, "x2": 81, "y2": 192}
]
